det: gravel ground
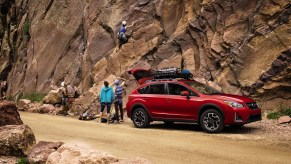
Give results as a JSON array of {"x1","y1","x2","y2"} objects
[
  {"x1": 246, "y1": 119, "x2": 291, "y2": 147},
  {"x1": 218, "y1": 118, "x2": 291, "y2": 148}
]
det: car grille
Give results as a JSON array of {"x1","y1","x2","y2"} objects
[{"x1": 246, "y1": 102, "x2": 258, "y2": 110}]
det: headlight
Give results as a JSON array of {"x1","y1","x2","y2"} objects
[{"x1": 224, "y1": 101, "x2": 244, "y2": 108}]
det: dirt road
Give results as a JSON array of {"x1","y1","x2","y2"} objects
[{"x1": 20, "y1": 112, "x2": 291, "y2": 164}]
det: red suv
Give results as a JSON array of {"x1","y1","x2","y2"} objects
[{"x1": 126, "y1": 68, "x2": 261, "y2": 133}]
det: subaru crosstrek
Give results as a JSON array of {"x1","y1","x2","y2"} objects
[{"x1": 126, "y1": 68, "x2": 261, "y2": 133}]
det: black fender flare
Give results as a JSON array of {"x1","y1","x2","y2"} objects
[
  {"x1": 130, "y1": 103, "x2": 152, "y2": 120},
  {"x1": 198, "y1": 103, "x2": 225, "y2": 120}
]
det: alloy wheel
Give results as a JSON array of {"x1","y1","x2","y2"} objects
[{"x1": 133, "y1": 110, "x2": 146, "y2": 127}]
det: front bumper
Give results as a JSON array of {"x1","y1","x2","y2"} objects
[
  {"x1": 226, "y1": 106, "x2": 261, "y2": 125},
  {"x1": 246, "y1": 114, "x2": 262, "y2": 123}
]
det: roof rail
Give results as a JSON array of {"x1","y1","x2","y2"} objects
[{"x1": 146, "y1": 78, "x2": 178, "y2": 83}]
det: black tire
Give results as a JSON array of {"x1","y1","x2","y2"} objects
[
  {"x1": 132, "y1": 108, "x2": 150, "y2": 128},
  {"x1": 200, "y1": 109, "x2": 224, "y2": 133}
]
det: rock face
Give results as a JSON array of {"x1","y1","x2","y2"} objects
[
  {"x1": 0, "y1": 125, "x2": 36, "y2": 156},
  {"x1": 0, "y1": 100, "x2": 23, "y2": 126},
  {"x1": 46, "y1": 143, "x2": 118, "y2": 164},
  {"x1": 0, "y1": 0, "x2": 290, "y2": 107},
  {"x1": 28, "y1": 141, "x2": 64, "y2": 164}
]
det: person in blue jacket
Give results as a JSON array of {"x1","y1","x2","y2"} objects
[{"x1": 99, "y1": 81, "x2": 114, "y2": 124}]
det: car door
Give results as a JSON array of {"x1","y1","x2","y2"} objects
[
  {"x1": 164, "y1": 83, "x2": 200, "y2": 120},
  {"x1": 142, "y1": 83, "x2": 168, "y2": 118}
]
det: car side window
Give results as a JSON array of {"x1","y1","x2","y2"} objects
[
  {"x1": 148, "y1": 84, "x2": 165, "y2": 94},
  {"x1": 138, "y1": 86, "x2": 149, "y2": 94},
  {"x1": 168, "y1": 83, "x2": 197, "y2": 96}
]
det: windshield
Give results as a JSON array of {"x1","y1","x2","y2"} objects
[{"x1": 185, "y1": 81, "x2": 221, "y2": 95}]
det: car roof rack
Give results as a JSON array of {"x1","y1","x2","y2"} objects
[
  {"x1": 146, "y1": 78, "x2": 178, "y2": 83},
  {"x1": 152, "y1": 67, "x2": 193, "y2": 80}
]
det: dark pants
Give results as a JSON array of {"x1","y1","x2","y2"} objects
[
  {"x1": 114, "y1": 100, "x2": 123, "y2": 121},
  {"x1": 101, "y1": 102, "x2": 111, "y2": 113},
  {"x1": 118, "y1": 35, "x2": 127, "y2": 48},
  {"x1": 61, "y1": 97, "x2": 69, "y2": 115}
]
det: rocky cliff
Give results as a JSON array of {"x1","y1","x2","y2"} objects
[{"x1": 1, "y1": 0, "x2": 290, "y2": 107}]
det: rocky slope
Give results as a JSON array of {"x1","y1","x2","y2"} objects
[{"x1": 0, "y1": 0, "x2": 290, "y2": 107}]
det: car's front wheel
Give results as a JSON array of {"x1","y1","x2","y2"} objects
[
  {"x1": 132, "y1": 108, "x2": 150, "y2": 128},
  {"x1": 200, "y1": 109, "x2": 224, "y2": 133}
]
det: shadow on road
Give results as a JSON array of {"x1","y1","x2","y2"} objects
[
  {"x1": 147, "y1": 122, "x2": 260, "y2": 134},
  {"x1": 149, "y1": 122, "x2": 203, "y2": 132}
]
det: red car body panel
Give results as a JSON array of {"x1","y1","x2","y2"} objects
[{"x1": 126, "y1": 69, "x2": 261, "y2": 127}]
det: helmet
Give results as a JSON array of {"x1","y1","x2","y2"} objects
[
  {"x1": 61, "y1": 81, "x2": 65, "y2": 87},
  {"x1": 114, "y1": 79, "x2": 120, "y2": 85},
  {"x1": 122, "y1": 21, "x2": 127, "y2": 25}
]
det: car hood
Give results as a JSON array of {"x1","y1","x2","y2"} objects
[{"x1": 211, "y1": 93, "x2": 255, "y2": 103}]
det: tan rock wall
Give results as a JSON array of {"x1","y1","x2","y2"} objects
[{"x1": 0, "y1": 0, "x2": 290, "y2": 107}]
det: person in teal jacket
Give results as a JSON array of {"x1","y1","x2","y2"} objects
[{"x1": 99, "y1": 81, "x2": 114, "y2": 124}]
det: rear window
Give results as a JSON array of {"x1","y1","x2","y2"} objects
[
  {"x1": 137, "y1": 86, "x2": 149, "y2": 94},
  {"x1": 149, "y1": 84, "x2": 165, "y2": 94}
]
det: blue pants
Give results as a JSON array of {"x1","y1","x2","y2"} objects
[{"x1": 101, "y1": 102, "x2": 111, "y2": 113}]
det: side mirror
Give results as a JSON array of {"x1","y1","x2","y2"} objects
[{"x1": 181, "y1": 91, "x2": 190, "y2": 99}]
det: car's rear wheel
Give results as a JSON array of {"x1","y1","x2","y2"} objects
[
  {"x1": 132, "y1": 108, "x2": 150, "y2": 128},
  {"x1": 200, "y1": 109, "x2": 224, "y2": 133}
]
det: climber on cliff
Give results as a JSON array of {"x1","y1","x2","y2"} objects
[{"x1": 117, "y1": 20, "x2": 127, "y2": 48}]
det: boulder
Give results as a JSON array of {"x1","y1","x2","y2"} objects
[
  {"x1": 17, "y1": 99, "x2": 31, "y2": 111},
  {"x1": 27, "y1": 102, "x2": 42, "y2": 113},
  {"x1": 0, "y1": 125, "x2": 36, "y2": 156},
  {"x1": 278, "y1": 116, "x2": 291, "y2": 124},
  {"x1": 28, "y1": 141, "x2": 64, "y2": 164},
  {"x1": 0, "y1": 100, "x2": 23, "y2": 126},
  {"x1": 0, "y1": 155, "x2": 19, "y2": 164},
  {"x1": 39, "y1": 104, "x2": 56, "y2": 114},
  {"x1": 51, "y1": 106, "x2": 65, "y2": 115},
  {"x1": 46, "y1": 143, "x2": 118, "y2": 164},
  {"x1": 43, "y1": 88, "x2": 62, "y2": 104}
]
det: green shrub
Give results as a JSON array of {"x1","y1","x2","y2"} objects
[
  {"x1": 18, "y1": 92, "x2": 46, "y2": 102},
  {"x1": 267, "y1": 103, "x2": 291, "y2": 119},
  {"x1": 279, "y1": 104, "x2": 291, "y2": 116},
  {"x1": 267, "y1": 112, "x2": 280, "y2": 119},
  {"x1": 17, "y1": 157, "x2": 28, "y2": 164}
]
